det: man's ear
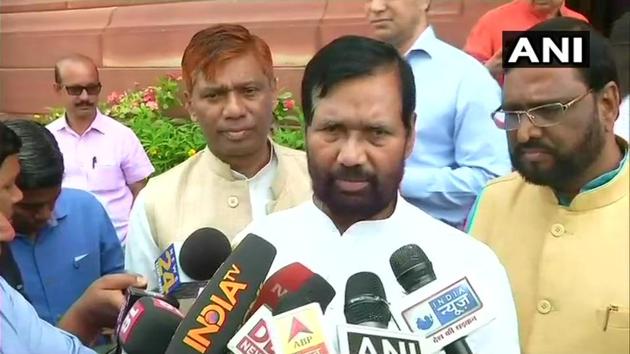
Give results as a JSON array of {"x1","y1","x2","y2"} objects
[
  {"x1": 598, "y1": 81, "x2": 620, "y2": 133},
  {"x1": 183, "y1": 90, "x2": 197, "y2": 122},
  {"x1": 404, "y1": 112, "x2": 417, "y2": 159},
  {"x1": 53, "y1": 83, "x2": 63, "y2": 94}
]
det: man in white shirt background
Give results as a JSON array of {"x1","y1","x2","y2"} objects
[
  {"x1": 234, "y1": 35, "x2": 520, "y2": 353},
  {"x1": 611, "y1": 12, "x2": 629, "y2": 141}
]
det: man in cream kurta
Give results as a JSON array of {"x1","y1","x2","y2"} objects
[
  {"x1": 468, "y1": 19, "x2": 629, "y2": 354},
  {"x1": 124, "y1": 25, "x2": 312, "y2": 288},
  {"x1": 235, "y1": 35, "x2": 520, "y2": 353},
  {"x1": 233, "y1": 197, "x2": 521, "y2": 354}
]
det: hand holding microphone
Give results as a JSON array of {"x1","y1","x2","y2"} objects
[{"x1": 58, "y1": 273, "x2": 148, "y2": 345}]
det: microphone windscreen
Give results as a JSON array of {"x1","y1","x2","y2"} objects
[
  {"x1": 344, "y1": 272, "x2": 391, "y2": 326},
  {"x1": 389, "y1": 244, "x2": 435, "y2": 293},
  {"x1": 273, "y1": 273, "x2": 336, "y2": 315},
  {"x1": 119, "y1": 296, "x2": 184, "y2": 354},
  {"x1": 179, "y1": 227, "x2": 232, "y2": 281},
  {"x1": 115, "y1": 287, "x2": 180, "y2": 337},
  {"x1": 249, "y1": 262, "x2": 315, "y2": 315},
  {"x1": 165, "y1": 233, "x2": 276, "y2": 354}
]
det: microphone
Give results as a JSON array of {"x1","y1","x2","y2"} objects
[
  {"x1": 273, "y1": 273, "x2": 336, "y2": 316},
  {"x1": 390, "y1": 244, "x2": 481, "y2": 354},
  {"x1": 344, "y1": 272, "x2": 391, "y2": 329},
  {"x1": 226, "y1": 264, "x2": 321, "y2": 354},
  {"x1": 165, "y1": 233, "x2": 276, "y2": 354},
  {"x1": 114, "y1": 287, "x2": 180, "y2": 353},
  {"x1": 118, "y1": 296, "x2": 184, "y2": 354},
  {"x1": 338, "y1": 272, "x2": 422, "y2": 354},
  {"x1": 248, "y1": 262, "x2": 315, "y2": 315},
  {"x1": 227, "y1": 305, "x2": 275, "y2": 354},
  {"x1": 270, "y1": 275, "x2": 336, "y2": 354},
  {"x1": 155, "y1": 227, "x2": 232, "y2": 298}
]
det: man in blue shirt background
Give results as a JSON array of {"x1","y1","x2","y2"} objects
[
  {"x1": 1, "y1": 120, "x2": 147, "y2": 354},
  {"x1": 5, "y1": 119, "x2": 124, "y2": 326},
  {"x1": 365, "y1": 0, "x2": 512, "y2": 228}
]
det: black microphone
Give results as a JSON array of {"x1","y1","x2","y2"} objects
[
  {"x1": 338, "y1": 272, "x2": 424, "y2": 354},
  {"x1": 273, "y1": 273, "x2": 336, "y2": 316},
  {"x1": 155, "y1": 227, "x2": 232, "y2": 299},
  {"x1": 118, "y1": 296, "x2": 184, "y2": 354},
  {"x1": 344, "y1": 272, "x2": 391, "y2": 329},
  {"x1": 165, "y1": 233, "x2": 276, "y2": 354},
  {"x1": 180, "y1": 227, "x2": 232, "y2": 281},
  {"x1": 114, "y1": 287, "x2": 180, "y2": 354},
  {"x1": 390, "y1": 244, "x2": 473, "y2": 354}
]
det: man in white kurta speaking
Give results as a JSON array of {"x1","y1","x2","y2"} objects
[{"x1": 232, "y1": 35, "x2": 520, "y2": 353}]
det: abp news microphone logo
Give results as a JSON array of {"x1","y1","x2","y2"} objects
[{"x1": 502, "y1": 30, "x2": 590, "y2": 68}]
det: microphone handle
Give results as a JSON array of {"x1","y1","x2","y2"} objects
[{"x1": 444, "y1": 338, "x2": 473, "y2": 354}]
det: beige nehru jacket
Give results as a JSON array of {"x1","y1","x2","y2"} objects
[
  {"x1": 124, "y1": 142, "x2": 312, "y2": 288},
  {"x1": 146, "y1": 142, "x2": 311, "y2": 246},
  {"x1": 469, "y1": 150, "x2": 629, "y2": 354}
]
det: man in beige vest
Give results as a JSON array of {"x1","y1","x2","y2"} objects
[
  {"x1": 467, "y1": 19, "x2": 629, "y2": 354},
  {"x1": 124, "y1": 24, "x2": 312, "y2": 289}
]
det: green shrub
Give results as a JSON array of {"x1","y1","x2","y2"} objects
[{"x1": 37, "y1": 75, "x2": 306, "y2": 175}]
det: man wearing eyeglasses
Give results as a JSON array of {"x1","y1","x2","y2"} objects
[
  {"x1": 467, "y1": 18, "x2": 629, "y2": 354},
  {"x1": 47, "y1": 54, "x2": 154, "y2": 245}
]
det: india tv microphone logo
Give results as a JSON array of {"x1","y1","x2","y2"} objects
[{"x1": 502, "y1": 30, "x2": 590, "y2": 68}]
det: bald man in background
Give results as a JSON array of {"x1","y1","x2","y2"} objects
[{"x1": 47, "y1": 54, "x2": 154, "y2": 245}]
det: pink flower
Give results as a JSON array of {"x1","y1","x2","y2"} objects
[
  {"x1": 107, "y1": 91, "x2": 123, "y2": 105},
  {"x1": 143, "y1": 87, "x2": 157, "y2": 104},
  {"x1": 283, "y1": 99, "x2": 295, "y2": 110},
  {"x1": 146, "y1": 101, "x2": 159, "y2": 111}
]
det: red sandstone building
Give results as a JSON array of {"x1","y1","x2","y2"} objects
[{"x1": 0, "y1": 0, "x2": 617, "y2": 116}]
